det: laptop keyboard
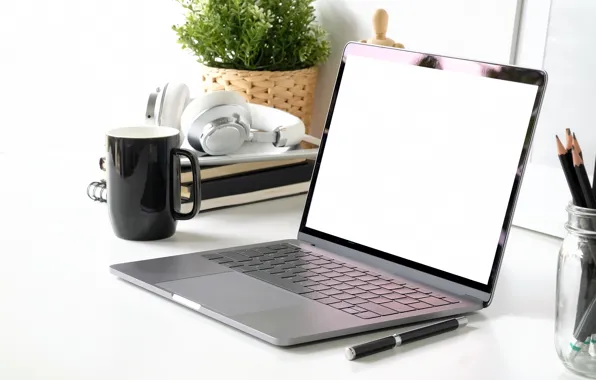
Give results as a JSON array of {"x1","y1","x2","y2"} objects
[{"x1": 203, "y1": 243, "x2": 460, "y2": 319}]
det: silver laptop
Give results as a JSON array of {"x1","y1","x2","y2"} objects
[{"x1": 110, "y1": 42, "x2": 547, "y2": 346}]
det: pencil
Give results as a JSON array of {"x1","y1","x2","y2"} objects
[
  {"x1": 557, "y1": 136, "x2": 586, "y2": 207},
  {"x1": 573, "y1": 147, "x2": 596, "y2": 209},
  {"x1": 573, "y1": 132, "x2": 584, "y2": 159},
  {"x1": 566, "y1": 128, "x2": 574, "y2": 153}
]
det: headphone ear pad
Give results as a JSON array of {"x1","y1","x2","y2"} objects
[
  {"x1": 181, "y1": 91, "x2": 251, "y2": 153},
  {"x1": 160, "y1": 83, "x2": 190, "y2": 138}
]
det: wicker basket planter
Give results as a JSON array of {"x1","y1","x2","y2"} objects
[{"x1": 198, "y1": 65, "x2": 319, "y2": 135}]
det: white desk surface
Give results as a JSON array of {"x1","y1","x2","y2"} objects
[{"x1": 0, "y1": 153, "x2": 584, "y2": 380}]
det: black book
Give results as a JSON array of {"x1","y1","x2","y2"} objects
[{"x1": 183, "y1": 159, "x2": 315, "y2": 201}]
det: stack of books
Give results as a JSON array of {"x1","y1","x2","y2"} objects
[{"x1": 98, "y1": 156, "x2": 314, "y2": 212}]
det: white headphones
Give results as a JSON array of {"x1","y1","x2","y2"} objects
[{"x1": 145, "y1": 82, "x2": 320, "y2": 156}]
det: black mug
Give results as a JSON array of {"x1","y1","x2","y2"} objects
[{"x1": 106, "y1": 126, "x2": 201, "y2": 241}]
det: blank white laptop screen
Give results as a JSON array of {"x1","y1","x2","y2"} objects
[{"x1": 304, "y1": 44, "x2": 543, "y2": 286}]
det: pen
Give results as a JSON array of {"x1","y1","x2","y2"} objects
[{"x1": 345, "y1": 316, "x2": 468, "y2": 361}]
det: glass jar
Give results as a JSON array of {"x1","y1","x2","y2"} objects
[{"x1": 556, "y1": 203, "x2": 596, "y2": 377}]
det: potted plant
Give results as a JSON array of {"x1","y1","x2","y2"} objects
[{"x1": 172, "y1": 0, "x2": 331, "y2": 135}]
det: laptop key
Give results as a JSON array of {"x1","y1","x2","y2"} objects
[
  {"x1": 397, "y1": 297, "x2": 418, "y2": 304},
  {"x1": 303, "y1": 292, "x2": 327, "y2": 300},
  {"x1": 346, "y1": 297, "x2": 368, "y2": 305},
  {"x1": 333, "y1": 284, "x2": 353, "y2": 291},
  {"x1": 419, "y1": 297, "x2": 449, "y2": 306},
  {"x1": 443, "y1": 297, "x2": 461, "y2": 304},
  {"x1": 222, "y1": 252, "x2": 252, "y2": 262},
  {"x1": 383, "y1": 302, "x2": 415, "y2": 313},
  {"x1": 359, "y1": 302, "x2": 397, "y2": 316},
  {"x1": 323, "y1": 272, "x2": 343, "y2": 278},
  {"x1": 312, "y1": 259, "x2": 331, "y2": 265},
  {"x1": 429, "y1": 292, "x2": 446, "y2": 298},
  {"x1": 301, "y1": 264, "x2": 319, "y2": 270},
  {"x1": 270, "y1": 259, "x2": 285, "y2": 266},
  {"x1": 346, "y1": 280, "x2": 366, "y2": 287},
  {"x1": 302, "y1": 272, "x2": 320, "y2": 278},
  {"x1": 312, "y1": 267, "x2": 331, "y2": 274},
  {"x1": 318, "y1": 297, "x2": 339, "y2": 305},
  {"x1": 227, "y1": 263, "x2": 245, "y2": 268},
  {"x1": 344, "y1": 288, "x2": 366, "y2": 295},
  {"x1": 242, "y1": 250, "x2": 264, "y2": 257},
  {"x1": 370, "y1": 288, "x2": 392, "y2": 296},
  {"x1": 260, "y1": 256, "x2": 275, "y2": 262},
  {"x1": 358, "y1": 284, "x2": 380, "y2": 291},
  {"x1": 408, "y1": 292, "x2": 430, "y2": 299},
  {"x1": 396, "y1": 288, "x2": 416, "y2": 294},
  {"x1": 381, "y1": 283, "x2": 402, "y2": 290},
  {"x1": 345, "y1": 271, "x2": 365, "y2": 277},
  {"x1": 335, "y1": 267, "x2": 353, "y2": 273},
  {"x1": 358, "y1": 275, "x2": 377, "y2": 282},
  {"x1": 267, "y1": 244, "x2": 289, "y2": 250},
  {"x1": 378, "y1": 275, "x2": 393, "y2": 281},
  {"x1": 302, "y1": 255, "x2": 319, "y2": 262},
  {"x1": 408, "y1": 302, "x2": 433, "y2": 310},
  {"x1": 369, "y1": 297, "x2": 391, "y2": 304},
  {"x1": 256, "y1": 264, "x2": 274, "y2": 271},
  {"x1": 214, "y1": 258, "x2": 232, "y2": 264},
  {"x1": 267, "y1": 268, "x2": 286, "y2": 275},
  {"x1": 290, "y1": 275, "x2": 307, "y2": 283},
  {"x1": 279, "y1": 272, "x2": 296, "y2": 279},
  {"x1": 294, "y1": 280, "x2": 317, "y2": 287},
  {"x1": 245, "y1": 271, "x2": 312, "y2": 294},
  {"x1": 358, "y1": 292, "x2": 377, "y2": 299},
  {"x1": 310, "y1": 275, "x2": 328, "y2": 282},
  {"x1": 323, "y1": 263, "x2": 342, "y2": 269},
  {"x1": 329, "y1": 301, "x2": 353, "y2": 309},
  {"x1": 384, "y1": 293, "x2": 406, "y2": 300},
  {"x1": 287, "y1": 268, "x2": 306, "y2": 275},
  {"x1": 279, "y1": 263, "x2": 296, "y2": 270},
  {"x1": 321, "y1": 279, "x2": 340, "y2": 286},
  {"x1": 343, "y1": 308, "x2": 359, "y2": 314},
  {"x1": 333, "y1": 293, "x2": 355, "y2": 301},
  {"x1": 204, "y1": 254, "x2": 223, "y2": 260},
  {"x1": 276, "y1": 248, "x2": 298, "y2": 255},
  {"x1": 352, "y1": 306, "x2": 366, "y2": 312},
  {"x1": 332, "y1": 275, "x2": 355, "y2": 282},
  {"x1": 354, "y1": 311, "x2": 380, "y2": 319},
  {"x1": 370, "y1": 279, "x2": 391, "y2": 286},
  {"x1": 247, "y1": 247, "x2": 275, "y2": 256}
]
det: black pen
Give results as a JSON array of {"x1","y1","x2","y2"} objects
[{"x1": 345, "y1": 316, "x2": 468, "y2": 361}]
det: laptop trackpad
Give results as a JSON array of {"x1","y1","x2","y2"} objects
[{"x1": 156, "y1": 272, "x2": 304, "y2": 317}]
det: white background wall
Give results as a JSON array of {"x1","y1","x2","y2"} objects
[
  {"x1": 310, "y1": 0, "x2": 522, "y2": 136},
  {"x1": 0, "y1": 0, "x2": 522, "y2": 157}
]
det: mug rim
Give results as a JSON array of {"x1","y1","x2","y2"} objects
[{"x1": 107, "y1": 126, "x2": 180, "y2": 139}]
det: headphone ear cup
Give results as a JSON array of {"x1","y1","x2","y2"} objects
[
  {"x1": 181, "y1": 91, "x2": 251, "y2": 154},
  {"x1": 159, "y1": 83, "x2": 190, "y2": 143}
]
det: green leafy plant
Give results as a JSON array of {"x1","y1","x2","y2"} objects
[{"x1": 172, "y1": 0, "x2": 331, "y2": 71}]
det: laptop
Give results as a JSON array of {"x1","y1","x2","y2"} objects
[{"x1": 110, "y1": 42, "x2": 547, "y2": 346}]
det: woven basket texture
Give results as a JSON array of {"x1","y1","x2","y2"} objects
[{"x1": 198, "y1": 65, "x2": 319, "y2": 134}]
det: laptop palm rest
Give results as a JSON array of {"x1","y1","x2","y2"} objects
[{"x1": 156, "y1": 272, "x2": 306, "y2": 317}]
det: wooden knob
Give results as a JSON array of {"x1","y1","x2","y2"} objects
[{"x1": 372, "y1": 9, "x2": 389, "y2": 38}]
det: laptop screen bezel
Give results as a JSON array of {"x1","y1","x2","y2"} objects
[{"x1": 298, "y1": 42, "x2": 547, "y2": 295}]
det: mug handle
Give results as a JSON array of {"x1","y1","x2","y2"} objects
[{"x1": 170, "y1": 148, "x2": 201, "y2": 220}]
